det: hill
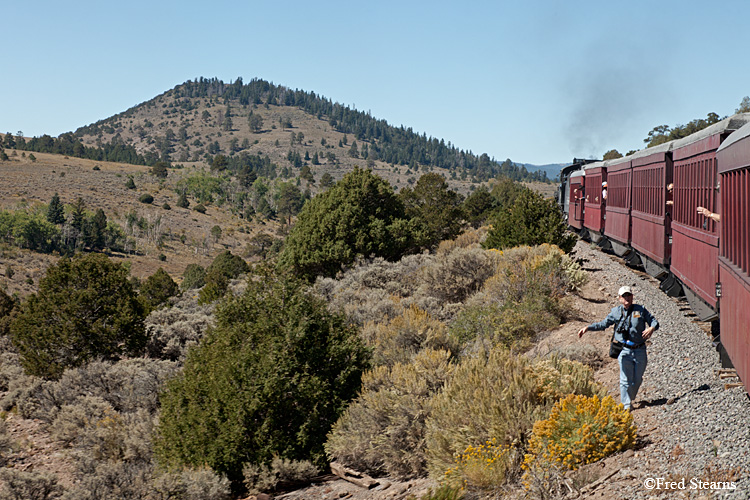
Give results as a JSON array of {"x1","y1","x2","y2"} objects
[
  {"x1": 0, "y1": 149, "x2": 284, "y2": 297},
  {"x1": 520, "y1": 162, "x2": 566, "y2": 181},
  {"x1": 5, "y1": 77, "x2": 551, "y2": 196}
]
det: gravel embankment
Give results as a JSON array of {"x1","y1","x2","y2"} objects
[{"x1": 574, "y1": 240, "x2": 750, "y2": 499}]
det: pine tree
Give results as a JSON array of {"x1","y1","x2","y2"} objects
[
  {"x1": 90, "y1": 209, "x2": 107, "y2": 250},
  {"x1": 176, "y1": 191, "x2": 189, "y2": 209},
  {"x1": 46, "y1": 193, "x2": 65, "y2": 225},
  {"x1": 70, "y1": 197, "x2": 86, "y2": 232}
]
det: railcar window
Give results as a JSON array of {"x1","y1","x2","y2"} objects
[
  {"x1": 674, "y1": 155, "x2": 718, "y2": 234},
  {"x1": 586, "y1": 174, "x2": 602, "y2": 203},
  {"x1": 608, "y1": 171, "x2": 630, "y2": 208},
  {"x1": 632, "y1": 167, "x2": 664, "y2": 216},
  {"x1": 721, "y1": 167, "x2": 750, "y2": 276}
]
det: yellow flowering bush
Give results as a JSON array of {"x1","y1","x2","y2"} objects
[
  {"x1": 443, "y1": 438, "x2": 518, "y2": 493},
  {"x1": 523, "y1": 394, "x2": 636, "y2": 474}
]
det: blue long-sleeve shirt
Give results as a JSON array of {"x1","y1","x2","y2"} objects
[{"x1": 588, "y1": 304, "x2": 659, "y2": 347}]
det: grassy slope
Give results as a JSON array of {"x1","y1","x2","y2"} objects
[{"x1": 0, "y1": 149, "x2": 280, "y2": 296}]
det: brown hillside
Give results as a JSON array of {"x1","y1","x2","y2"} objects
[
  {"x1": 74, "y1": 90, "x2": 481, "y2": 196},
  {"x1": 0, "y1": 149, "x2": 282, "y2": 296}
]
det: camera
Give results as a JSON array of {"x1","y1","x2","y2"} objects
[{"x1": 617, "y1": 324, "x2": 630, "y2": 340}]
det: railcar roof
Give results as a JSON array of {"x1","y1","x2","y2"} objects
[
  {"x1": 628, "y1": 140, "x2": 674, "y2": 159},
  {"x1": 671, "y1": 113, "x2": 750, "y2": 150},
  {"x1": 570, "y1": 168, "x2": 585, "y2": 179},
  {"x1": 718, "y1": 120, "x2": 750, "y2": 152},
  {"x1": 583, "y1": 161, "x2": 605, "y2": 171}
]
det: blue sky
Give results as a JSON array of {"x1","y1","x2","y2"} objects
[{"x1": 3, "y1": 0, "x2": 750, "y2": 165}]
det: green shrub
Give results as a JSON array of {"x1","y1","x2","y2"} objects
[
  {"x1": 197, "y1": 268, "x2": 228, "y2": 305},
  {"x1": 279, "y1": 167, "x2": 415, "y2": 280},
  {"x1": 0, "y1": 208, "x2": 59, "y2": 253},
  {"x1": 0, "y1": 287, "x2": 15, "y2": 337},
  {"x1": 140, "y1": 268, "x2": 178, "y2": 310},
  {"x1": 462, "y1": 185, "x2": 497, "y2": 229},
  {"x1": 424, "y1": 348, "x2": 604, "y2": 481},
  {"x1": 9, "y1": 254, "x2": 148, "y2": 380},
  {"x1": 176, "y1": 171, "x2": 223, "y2": 204},
  {"x1": 326, "y1": 349, "x2": 454, "y2": 479},
  {"x1": 181, "y1": 264, "x2": 206, "y2": 291},
  {"x1": 483, "y1": 189, "x2": 576, "y2": 253},
  {"x1": 139, "y1": 193, "x2": 154, "y2": 204},
  {"x1": 193, "y1": 203, "x2": 206, "y2": 214},
  {"x1": 176, "y1": 191, "x2": 189, "y2": 208},
  {"x1": 125, "y1": 177, "x2": 136, "y2": 190},
  {"x1": 156, "y1": 267, "x2": 369, "y2": 488},
  {"x1": 207, "y1": 250, "x2": 249, "y2": 280},
  {"x1": 197, "y1": 250, "x2": 247, "y2": 304},
  {"x1": 151, "y1": 161, "x2": 169, "y2": 178}
]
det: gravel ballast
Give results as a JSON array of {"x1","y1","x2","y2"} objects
[{"x1": 573, "y1": 240, "x2": 750, "y2": 499}]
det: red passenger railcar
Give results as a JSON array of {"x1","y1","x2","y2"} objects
[
  {"x1": 568, "y1": 169, "x2": 585, "y2": 230},
  {"x1": 583, "y1": 162, "x2": 606, "y2": 242},
  {"x1": 717, "y1": 122, "x2": 750, "y2": 395},
  {"x1": 629, "y1": 141, "x2": 674, "y2": 279},
  {"x1": 670, "y1": 116, "x2": 750, "y2": 321},
  {"x1": 603, "y1": 156, "x2": 632, "y2": 256}
]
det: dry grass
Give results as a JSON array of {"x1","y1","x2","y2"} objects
[{"x1": 0, "y1": 149, "x2": 276, "y2": 290}]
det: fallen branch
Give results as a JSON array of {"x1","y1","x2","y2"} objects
[{"x1": 329, "y1": 462, "x2": 379, "y2": 489}]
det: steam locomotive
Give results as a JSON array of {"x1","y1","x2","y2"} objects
[{"x1": 557, "y1": 113, "x2": 750, "y2": 396}]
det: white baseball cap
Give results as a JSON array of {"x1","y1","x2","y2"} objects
[{"x1": 618, "y1": 286, "x2": 633, "y2": 296}]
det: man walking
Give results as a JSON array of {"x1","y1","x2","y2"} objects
[{"x1": 577, "y1": 286, "x2": 658, "y2": 410}]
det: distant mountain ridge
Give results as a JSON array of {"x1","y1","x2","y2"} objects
[{"x1": 520, "y1": 163, "x2": 566, "y2": 181}]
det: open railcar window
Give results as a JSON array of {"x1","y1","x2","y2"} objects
[
  {"x1": 632, "y1": 167, "x2": 665, "y2": 217},
  {"x1": 674, "y1": 157, "x2": 718, "y2": 234}
]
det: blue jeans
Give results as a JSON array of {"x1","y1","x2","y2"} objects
[{"x1": 618, "y1": 347, "x2": 647, "y2": 410}]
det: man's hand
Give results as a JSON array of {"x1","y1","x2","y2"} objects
[
  {"x1": 577, "y1": 326, "x2": 588, "y2": 338},
  {"x1": 642, "y1": 326, "x2": 655, "y2": 340}
]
